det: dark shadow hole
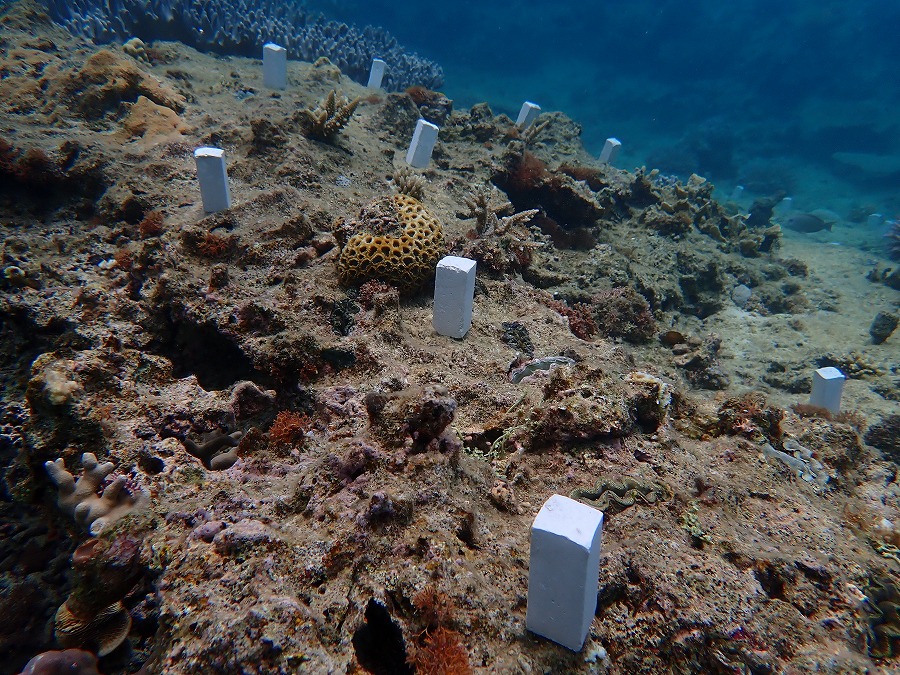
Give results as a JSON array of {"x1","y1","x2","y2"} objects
[
  {"x1": 146, "y1": 311, "x2": 266, "y2": 391},
  {"x1": 351, "y1": 598, "x2": 411, "y2": 675}
]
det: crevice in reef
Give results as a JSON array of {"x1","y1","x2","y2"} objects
[{"x1": 143, "y1": 305, "x2": 266, "y2": 391}]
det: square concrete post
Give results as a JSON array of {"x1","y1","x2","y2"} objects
[
  {"x1": 598, "y1": 137, "x2": 621, "y2": 165},
  {"x1": 516, "y1": 101, "x2": 541, "y2": 129},
  {"x1": 527, "y1": 494, "x2": 604, "y2": 651},
  {"x1": 262, "y1": 43, "x2": 287, "y2": 89},
  {"x1": 433, "y1": 256, "x2": 476, "y2": 338},
  {"x1": 809, "y1": 366, "x2": 845, "y2": 413},
  {"x1": 406, "y1": 119, "x2": 439, "y2": 169},
  {"x1": 194, "y1": 147, "x2": 231, "y2": 213},
  {"x1": 367, "y1": 58, "x2": 386, "y2": 88}
]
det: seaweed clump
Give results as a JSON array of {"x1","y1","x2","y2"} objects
[{"x1": 407, "y1": 586, "x2": 472, "y2": 675}]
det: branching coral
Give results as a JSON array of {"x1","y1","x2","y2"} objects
[
  {"x1": 462, "y1": 186, "x2": 542, "y2": 275},
  {"x1": 300, "y1": 90, "x2": 360, "y2": 141},
  {"x1": 44, "y1": 453, "x2": 147, "y2": 536},
  {"x1": 464, "y1": 185, "x2": 538, "y2": 237},
  {"x1": 520, "y1": 119, "x2": 548, "y2": 147},
  {"x1": 392, "y1": 166, "x2": 426, "y2": 201}
]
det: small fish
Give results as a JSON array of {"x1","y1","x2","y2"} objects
[{"x1": 784, "y1": 212, "x2": 832, "y2": 233}]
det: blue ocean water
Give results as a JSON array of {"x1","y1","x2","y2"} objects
[{"x1": 318, "y1": 0, "x2": 900, "y2": 244}]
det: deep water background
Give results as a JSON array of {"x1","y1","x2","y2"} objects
[{"x1": 311, "y1": 0, "x2": 900, "y2": 250}]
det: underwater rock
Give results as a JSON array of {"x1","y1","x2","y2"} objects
[
  {"x1": 589, "y1": 286, "x2": 657, "y2": 343},
  {"x1": 17, "y1": 649, "x2": 100, "y2": 675},
  {"x1": 731, "y1": 283, "x2": 752, "y2": 308},
  {"x1": 669, "y1": 334, "x2": 730, "y2": 390},
  {"x1": 887, "y1": 219, "x2": 900, "y2": 261},
  {"x1": 405, "y1": 85, "x2": 453, "y2": 126},
  {"x1": 53, "y1": 49, "x2": 185, "y2": 119},
  {"x1": 865, "y1": 414, "x2": 900, "y2": 461},
  {"x1": 365, "y1": 384, "x2": 458, "y2": 454},
  {"x1": 869, "y1": 311, "x2": 898, "y2": 344}
]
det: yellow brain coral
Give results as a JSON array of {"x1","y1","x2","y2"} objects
[{"x1": 337, "y1": 194, "x2": 444, "y2": 291}]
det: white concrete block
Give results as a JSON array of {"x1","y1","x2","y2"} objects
[
  {"x1": 598, "y1": 138, "x2": 621, "y2": 165},
  {"x1": 516, "y1": 101, "x2": 541, "y2": 129},
  {"x1": 433, "y1": 256, "x2": 476, "y2": 338},
  {"x1": 194, "y1": 147, "x2": 231, "y2": 213},
  {"x1": 809, "y1": 366, "x2": 845, "y2": 414},
  {"x1": 367, "y1": 58, "x2": 386, "y2": 88},
  {"x1": 868, "y1": 213, "x2": 884, "y2": 228},
  {"x1": 262, "y1": 43, "x2": 287, "y2": 90},
  {"x1": 406, "y1": 119, "x2": 439, "y2": 169},
  {"x1": 527, "y1": 494, "x2": 604, "y2": 652}
]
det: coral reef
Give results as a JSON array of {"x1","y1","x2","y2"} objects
[
  {"x1": 42, "y1": 0, "x2": 444, "y2": 90},
  {"x1": 336, "y1": 194, "x2": 444, "y2": 292},
  {"x1": 44, "y1": 453, "x2": 147, "y2": 535}
]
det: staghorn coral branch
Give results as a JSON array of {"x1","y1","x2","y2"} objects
[
  {"x1": 495, "y1": 209, "x2": 539, "y2": 235},
  {"x1": 301, "y1": 90, "x2": 360, "y2": 141}
]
